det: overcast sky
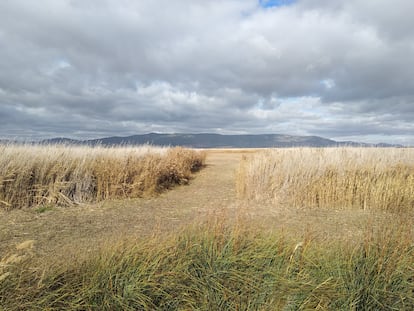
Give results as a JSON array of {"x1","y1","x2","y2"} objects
[{"x1": 1, "y1": 0, "x2": 413, "y2": 144}]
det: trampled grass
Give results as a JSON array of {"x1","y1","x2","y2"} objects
[
  {"x1": 237, "y1": 148, "x2": 414, "y2": 212},
  {"x1": 0, "y1": 144, "x2": 205, "y2": 210},
  {"x1": 0, "y1": 218, "x2": 412, "y2": 310}
]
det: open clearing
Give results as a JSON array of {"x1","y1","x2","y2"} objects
[{"x1": 1, "y1": 149, "x2": 408, "y2": 260}]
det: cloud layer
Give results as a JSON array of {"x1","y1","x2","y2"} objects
[{"x1": 0, "y1": 0, "x2": 413, "y2": 144}]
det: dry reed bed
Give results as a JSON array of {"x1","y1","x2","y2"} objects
[
  {"x1": 237, "y1": 147, "x2": 414, "y2": 212},
  {"x1": 0, "y1": 144, "x2": 205, "y2": 210}
]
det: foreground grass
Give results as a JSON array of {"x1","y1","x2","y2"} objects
[
  {"x1": 1, "y1": 218, "x2": 413, "y2": 310},
  {"x1": 0, "y1": 144, "x2": 205, "y2": 210},
  {"x1": 237, "y1": 148, "x2": 414, "y2": 212}
]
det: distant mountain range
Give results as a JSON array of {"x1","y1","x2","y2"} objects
[{"x1": 39, "y1": 133, "x2": 403, "y2": 148}]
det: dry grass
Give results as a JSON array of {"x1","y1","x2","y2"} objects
[
  {"x1": 237, "y1": 147, "x2": 414, "y2": 212},
  {"x1": 1, "y1": 148, "x2": 413, "y2": 309},
  {"x1": 1, "y1": 216, "x2": 413, "y2": 310},
  {"x1": 0, "y1": 144, "x2": 205, "y2": 210}
]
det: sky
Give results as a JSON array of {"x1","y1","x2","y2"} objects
[{"x1": 0, "y1": 0, "x2": 413, "y2": 145}]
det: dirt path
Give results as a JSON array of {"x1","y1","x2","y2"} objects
[{"x1": 0, "y1": 151, "x2": 244, "y2": 259}]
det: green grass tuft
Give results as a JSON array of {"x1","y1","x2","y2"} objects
[{"x1": 1, "y1": 219, "x2": 412, "y2": 310}]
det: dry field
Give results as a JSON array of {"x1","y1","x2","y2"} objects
[
  {"x1": 1, "y1": 147, "x2": 413, "y2": 310},
  {"x1": 0, "y1": 144, "x2": 205, "y2": 210},
  {"x1": 237, "y1": 147, "x2": 414, "y2": 212}
]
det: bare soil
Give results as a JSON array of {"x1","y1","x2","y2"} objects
[{"x1": 0, "y1": 150, "x2": 410, "y2": 261}]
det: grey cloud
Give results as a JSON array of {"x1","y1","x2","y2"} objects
[{"x1": 0, "y1": 0, "x2": 413, "y2": 144}]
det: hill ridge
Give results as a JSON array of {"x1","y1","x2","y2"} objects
[{"x1": 40, "y1": 133, "x2": 403, "y2": 148}]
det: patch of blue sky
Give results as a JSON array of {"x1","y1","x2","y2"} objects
[{"x1": 259, "y1": 0, "x2": 297, "y2": 8}]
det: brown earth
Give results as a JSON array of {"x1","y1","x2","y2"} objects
[{"x1": 0, "y1": 150, "x2": 409, "y2": 262}]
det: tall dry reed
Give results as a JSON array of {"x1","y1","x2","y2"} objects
[
  {"x1": 237, "y1": 148, "x2": 414, "y2": 212},
  {"x1": 0, "y1": 144, "x2": 205, "y2": 210}
]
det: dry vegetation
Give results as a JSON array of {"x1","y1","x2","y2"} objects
[
  {"x1": 0, "y1": 144, "x2": 205, "y2": 210},
  {"x1": 1, "y1": 217, "x2": 413, "y2": 310},
  {"x1": 1, "y1": 147, "x2": 414, "y2": 310},
  {"x1": 237, "y1": 147, "x2": 414, "y2": 212}
]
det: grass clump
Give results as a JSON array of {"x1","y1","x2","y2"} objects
[
  {"x1": 1, "y1": 219, "x2": 412, "y2": 310},
  {"x1": 237, "y1": 147, "x2": 414, "y2": 212},
  {"x1": 34, "y1": 204, "x2": 56, "y2": 214},
  {"x1": 0, "y1": 144, "x2": 206, "y2": 210}
]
